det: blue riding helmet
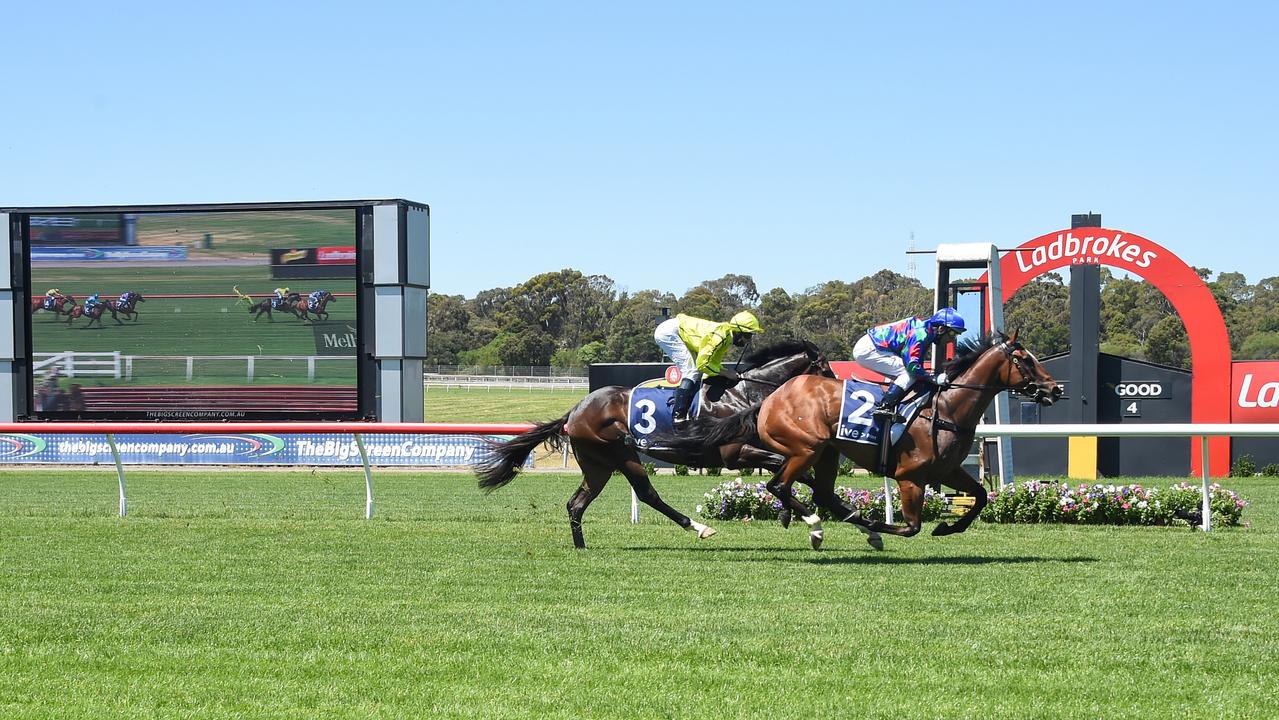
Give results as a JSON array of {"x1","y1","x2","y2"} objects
[{"x1": 927, "y1": 307, "x2": 966, "y2": 332}]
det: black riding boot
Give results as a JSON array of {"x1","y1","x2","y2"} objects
[
  {"x1": 873, "y1": 384, "x2": 906, "y2": 417},
  {"x1": 671, "y1": 379, "x2": 697, "y2": 425}
]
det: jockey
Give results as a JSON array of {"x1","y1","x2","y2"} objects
[
  {"x1": 118, "y1": 291, "x2": 131, "y2": 304},
  {"x1": 84, "y1": 293, "x2": 101, "y2": 313},
  {"x1": 273, "y1": 287, "x2": 290, "y2": 309},
  {"x1": 653, "y1": 310, "x2": 764, "y2": 425},
  {"x1": 43, "y1": 288, "x2": 64, "y2": 309},
  {"x1": 853, "y1": 307, "x2": 966, "y2": 417},
  {"x1": 308, "y1": 289, "x2": 325, "y2": 311}
]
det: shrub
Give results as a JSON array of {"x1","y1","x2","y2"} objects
[
  {"x1": 696, "y1": 478, "x2": 809, "y2": 521},
  {"x1": 1231, "y1": 454, "x2": 1257, "y2": 477},
  {"x1": 674, "y1": 464, "x2": 689, "y2": 476},
  {"x1": 643, "y1": 462, "x2": 657, "y2": 476},
  {"x1": 697, "y1": 480, "x2": 946, "y2": 523},
  {"x1": 1262, "y1": 463, "x2": 1279, "y2": 477},
  {"x1": 738, "y1": 467, "x2": 755, "y2": 477},
  {"x1": 979, "y1": 481, "x2": 1248, "y2": 527},
  {"x1": 704, "y1": 467, "x2": 722, "y2": 477}
]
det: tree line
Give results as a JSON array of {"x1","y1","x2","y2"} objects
[{"x1": 427, "y1": 267, "x2": 1279, "y2": 369}]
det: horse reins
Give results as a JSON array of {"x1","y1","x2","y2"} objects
[{"x1": 917, "y1": 341, "x2": 1039, "y2": 439}]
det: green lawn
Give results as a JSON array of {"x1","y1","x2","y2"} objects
[
  {"x1": 0, "y1": 468, "x2": 1274, "y2": 719},
  {"x1": 424, "y1": 386, "x2": 586, "y2": 422}
]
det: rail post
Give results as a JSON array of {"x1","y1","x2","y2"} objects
[
  {"x1": 106, "y1": 433, "x2": 127, "y2": 517},
  {"x1": 354, "y1": 433, "x2": 374, "y2": 519}
]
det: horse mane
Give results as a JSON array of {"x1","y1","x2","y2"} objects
[
  {"x1": 941, "y1": 332, "x2": 1007, "y2": 377},
  {"x1": 738, "y1": 339, "x2": 819, "y2": 372}
]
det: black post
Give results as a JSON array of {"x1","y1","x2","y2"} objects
[{"x1": 1069, "y1": 212, "x2": 1104, "y2": 473}]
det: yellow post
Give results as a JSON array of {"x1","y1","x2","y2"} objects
[{"x1": 1068, "y1": 436, "x2": 1098, "y2": 480}]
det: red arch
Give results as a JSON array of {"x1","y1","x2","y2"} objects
[{"x1": 994, "y1": 228, "x2": 1231, "y2": 476}]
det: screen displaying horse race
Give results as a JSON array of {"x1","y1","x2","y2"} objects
[{"x1": 28, "y1": 208, "x2": 359, "y2": 419}]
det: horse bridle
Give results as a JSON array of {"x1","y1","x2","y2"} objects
[{"x1": 936, "y1": 341, "x2": 1043, "y2": 399}]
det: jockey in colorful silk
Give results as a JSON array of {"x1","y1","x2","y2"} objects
[
  {"x1": 852, "y1": 307, "x2": 966, "y2": 417},
  {"x1": 273, "y1": 287, "x2": 291, "y2": 310},
  {"x1": 653, "y1": 310, "x2": 764, "y2": 424},
  {"x1": 43, "y1": 288, "x2": 64, "y2": 310},
  {"x1": 83, "y1": 293, "x2": 102, "y2": 313},
  {"x1": 308, "y1": 289, "x2": 326, "y2": 311}
]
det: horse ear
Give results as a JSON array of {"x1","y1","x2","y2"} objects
[{"x1": 1010, "y1": 328, "x2": 1020, "y2": 344}]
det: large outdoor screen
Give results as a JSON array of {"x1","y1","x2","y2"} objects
[{"x1": 26, "y1": 207, "x2": 362, "y2": 420}]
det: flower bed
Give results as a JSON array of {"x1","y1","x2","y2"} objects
[
  {"x1": 979, "y1": 481, "x2": 1248, "y2": 527},
  {"x1": 697, "y1": 478, "x2": 947, "y2": 523}
]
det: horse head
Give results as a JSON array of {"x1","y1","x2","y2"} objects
[{"x1": 945, "y1": 331, "x2": 1061, "y2": 405}]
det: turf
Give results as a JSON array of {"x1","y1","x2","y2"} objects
[
  {"x1": 424, "y1": 386, "x2": 587, "y2": 423},
  {"x1": 0, "y1": 468, "x2": 1274, "y2": 719}
]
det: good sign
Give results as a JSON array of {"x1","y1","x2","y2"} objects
[{"x1": 1113, "y1": 382, "x2": 1165, "y2": 398}]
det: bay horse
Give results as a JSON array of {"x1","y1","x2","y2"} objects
[
  {"x1": 32, "y1": 294, "x2": 77, "y2": 318},
  {"x1": 65, "y1": 301, "x2": 120, "y2": 328},
  {"x1": 108, "y1": 291, "x2": 146, "y2": 321},
  {"x1": 476, "y1": 340, "x2": 836, "y2": 549},
  {"x1": 658, "y1": 332, "x2": 1061, "y2": 550},
  {"x1": 305, "y1": 291, "x2": 336, "y2": 321}
]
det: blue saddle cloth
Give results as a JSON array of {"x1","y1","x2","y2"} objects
[
  {"x1": 629, "y1": 385, "x2": 702, "y2": 449},
  {"x1": 835, "y1": 380, "x2": 929, "y2": 447}
]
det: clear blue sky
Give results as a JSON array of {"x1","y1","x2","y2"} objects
[{"x1": 3, "y1": 2, "x2": 1275, "y2": 298}]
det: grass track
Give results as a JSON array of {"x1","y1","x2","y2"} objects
[
  {"x1": 1, "y1": 469, "x2": 1275, "y2": 719},
  {"x1": 424, "y1": 386, "x2": 586, "y2": 422}
]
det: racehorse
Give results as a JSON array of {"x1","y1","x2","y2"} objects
[
  {"x1": 658, "y1": 332, "x2": 1061, "y2": 550},
  {"x1": 305, "y1": 291, "x2": 337, "y2": 321},
  {"x1": 476, "y1": 340, "x2": 836, "y2": 549},
  {"x1": 65, "y1": 300, "x2": 120, "y2": 328},
  {"x1": 108, "y1": 291, "x2": 146, "y2": 322},
  {"x1": 248, "y1": 292, "x2": 303, "y2": 322},
  {"x1": 32, "y1": 294, "x2": 77, "y2": 319}
]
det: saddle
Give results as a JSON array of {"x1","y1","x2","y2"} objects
[
  {"x1": 628, "y1": 380, "x2": 703, "y2": 449},
  {"x1": 834, "y1": 379, "x2": 932, "y2": 475}
]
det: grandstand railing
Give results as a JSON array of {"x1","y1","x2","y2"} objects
[{"x1": 0, "y1": 422, "x2": 533, "y2": 521}]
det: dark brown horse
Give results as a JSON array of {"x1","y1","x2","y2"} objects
[
  {"x1": 304, "y1": 291, "x2": 337, "y2": 321},
  {"x1": 476, "y1": 340, "x2": 836, "y2": 548},
  {"x1": 249, "y1": 292, "x2": 304, "y2": 322},
  {"x1": 32, "y1": 294, "x2": 77, "y2": 318},
  {"x1": 65, "y1": 300, "x2": 120, "y2": 328},
  {"x1": 660, "y1": 332, "x2": 1061, "y2": 550},
  {"x1": 107, "y1": 291, "x2": 146, "y2": 321}
]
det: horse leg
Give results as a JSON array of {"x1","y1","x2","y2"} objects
[
  {"x1": 568, "y1": 450, "x2": 614, "y2": 549},
  {"x1": 806, "y1": 452, "x2": 886, "y2": 551},
  {"x1": 931, "y1": 467, "x2": 987, "y2": 537},
  {"x1": 723, "y1": 443, "x2": 797, "y2": 528},
  {"x1": 615, "y1": 454, "x2": 712, "y2": 539},
  {"x1": 862, "y1": 480, "x2": 925, "y2": 537},
  {"x1": 765, "y1": 452, "x2": 825, "y2": 549}
]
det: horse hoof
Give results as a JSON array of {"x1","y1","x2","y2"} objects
[
  {"x1": 697, "y1": 525, "x2": 717, "y2": 540},
  {"x1": 779, "y1": 508, "x2": 792, "y2": 529},
  {"x1": 866, "y1": 533, "x2": 884, "y2": 551},
  {"x1": 809, "y1": 529, "x2": 824, "y2": 550}
]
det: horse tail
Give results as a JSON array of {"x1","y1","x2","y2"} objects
[
  {"x1": 655, "y1": 404, "x2": 761, "y2": 453},
  {"x1": 476, "y1": 412, "x2": 570, "y2": 491}
]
